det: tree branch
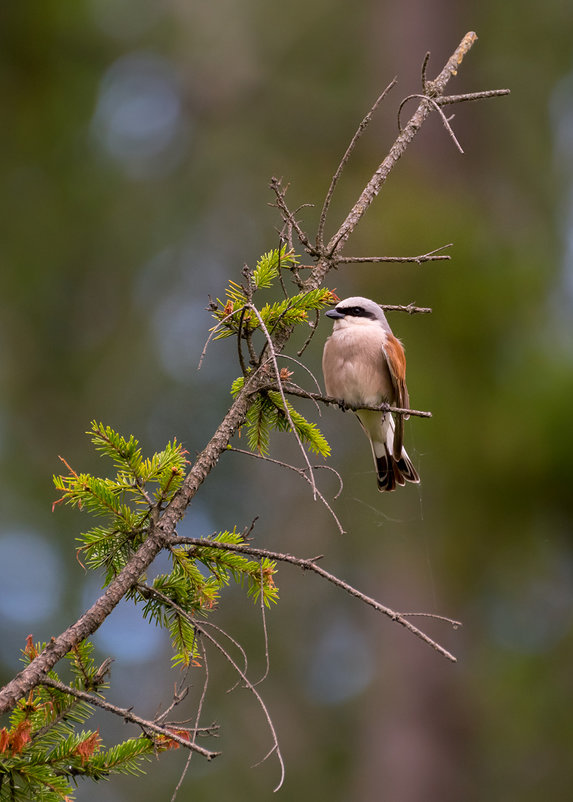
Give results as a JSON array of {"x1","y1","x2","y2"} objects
[
  {"x1": 275, "y1": 383, "x2": 433, "y2": 419},
  {"x1": 0, "y1": 385, "x2": 257, "y2": 715},
  {"x1": 325, "y1": 32, "x2": 478, "y2": 254},
  {"x1": 301, "y1": 31, "x2": 511, "y2": 289},
  {"x1": 170, "y1": 537, "x2": 460, "y2": 663},
  {"x1": 39, "y1": 677, "x2": 220, "y2": 759}
]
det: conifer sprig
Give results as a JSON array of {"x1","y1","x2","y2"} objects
[
  {"x1": 52, "y1": 427, "x2": 279, "y2": 673},
  {"x1": 209, "y1": 241, "x2": 336, "y2": 341},
  {"x1": 136, "y1": 528, "x2": 278, "y2": 667},
  {"x1": 0, "y1": 638, "x2": 154, "y2": 801},
  {"x1": 231, "y1": 378, "x2": 330, "y2": 458}
]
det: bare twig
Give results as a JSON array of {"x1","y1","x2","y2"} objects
[
  {"x1": 267, "y1": 352, "x2": 324, "y2": 398},
  {"x1": 316, "y1": 78, "x2": 397, "y2": 250},
  {"x1": 198, "y1": 305, "x2": 247, "y2": 370},
  {"x1": 337, "y1": 247, "x2": 451, "y2": 264},
  {"x1": 227, "y1": 447, "x2": 345, "y2": 532},
  {"x1": 200, "y1": 620, "x2": 250, "y2": 693},
  {"x1": 236, "y1": 306, "x2": 248, "y2": 375},
  {"x1": 276, "y1": 236, "x2": 290, "y2": 299},
  {"x1": 170, "y1": 537, "x2": 458, "y2": 663},
  {"x1": 421, "y1": 50, "x2": 431, "y2": 90},
  {"x1": 275, "y1": 383, "x2": 432, "y2": 419},
  {"x1": 297, "y1": 308, "x2": 320, "y2": 357},
  {"x1": 140, "y1": 584, "x2": 286, "y2": 792},
  {"x1": 252, "y1": 561, "x2": 271, "y2": 686},
  {"x1": 39, "y1": 677, "x2": 219, "y2": 759},
  {"x1": 323, "y1": 32, "x2": 479, "y2": 259},
  {"x1": 269, "y1": 178, "x2": 317, "y2": 258},
  {"x1": 171, "y1": 637, "x2": 211, "y2": 802},
  {"x1": 155, "y1": 673, "x2": 190, "y2": 725},
  {"x1": 437, "y1": 89, "x2": 511, "y2": 105},
  {"x1": 399, "y1": 612, "x2": 462, "y2": 627},
  {"x1": 246, "y1": 303, "x2": 318, "y2": 499},
  {"x1": 380, "y1": 303, "x2": 432, "y2": 314},
  {"x1": 397, "y1": 93, "x2": 465, "y2": 153}
]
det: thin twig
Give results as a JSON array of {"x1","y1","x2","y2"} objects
[
  {"x1": 397, "y1": 93, "x2": 464, "y2": 153},
  {"x1": 309, "y1": 31, "x2": 481, "y2": 281},
  {"x1": 236, "y1": 306, "x2": 248, "y2": 376},
  {"x1": 421, "y1": 51, "x2": 431, "y2": 91},
  {"x1": 199, "y1": 620, "x2": 250, "y2": 693},
  {"x1": 230, "y1": 447, "x2": 345, "y2": 498},
  {"x1": 380, "y1": 303, "x2": 432, "y2": 314},
  {"x1": 275, "y1": 384, "x2": 432, "y2": 419},
  {"x1": 198, "y1": 306, "x2": 247, "y2": 370},
  {"x1": 316, "y1": 78, "x2": 397, "y2": 250},
  {"x1": 227, "y1": 447, "x2": 345, "y2": 532},
  {"x1": 39, "y1": 677, "x2": 220, "y2": 759},
  {"x1": 252, "y1": 561, "x2": 271, "y2": 687},
  {"x1": 269, "y1": 178, "x2": 317, "y2": 257},
  {"x1": 247, "y1": 303, "x2": 318, "y2": 499},
  {"x1": 265, "y1": 352, "x2": 324, "y2": 399},
  {"x1": 171, "y1": 637, "x2": 211, "y2": 802},
  {"x1": 398, "y1": 612, "x2": 462, "y2": 627},
  {"x1": 156, "y1": 672, "x2": 190, "y2": 725},
  {"x1": 170, "y1": 537, "x2": 458, "y2": 662},
  {"x1": 297, "y1": 308, "x2": 320, "y2": 357},
  {"x1": 141, "y1": 584, "x2": 286, "y2": 792},
  {"x1": 337, "y1": 242, "x2": 452, "y2": 265},
  {"x1": 276, "y1": 236, "x2": 290, "y2": 299},
  {"x1": 437, "y1": 89, "x2": 510, "y2": 105}
]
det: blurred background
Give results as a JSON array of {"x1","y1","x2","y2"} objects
[{"x1": 1, "y1": 1, "x2": 572, "y2": 800}]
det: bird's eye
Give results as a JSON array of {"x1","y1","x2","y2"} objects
[{"x1": 352, "y1": 307, "x2": 364, "y2": 316}]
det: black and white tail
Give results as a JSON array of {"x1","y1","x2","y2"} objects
[{"x1": 357, "y1": 412, "x2": 419, "y2": 493}]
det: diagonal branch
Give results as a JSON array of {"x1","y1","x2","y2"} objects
[
  {"x1": 0, "y1": 384, "x2": 257, "y2": 715},
  {"x1": 39, "y1": 676, "x2": 220, "y2": 759},
  {"x1": 300, "y1": 31, "x2": 512, "y2": 291},
  {"x1": 171, "y1": 537, "x2": 460, "y2": 663},
  {"x1": 322, "y1": 32, "x2": 478, "y2": 260}
]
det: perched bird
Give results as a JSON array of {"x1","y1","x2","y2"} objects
[{"x1": 322, "y1": 296, "x2": 420, "y2": 492}]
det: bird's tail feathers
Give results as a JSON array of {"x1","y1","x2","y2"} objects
[
  {"x1": 370, "y1": 416, "x2": 419, "y2": 492},
  {"x1": 357, "y1": 410, "x2": 420, "y2": 492},
  {"x1": 375, "y1": 448, "x2": 419, "y2": 492}
]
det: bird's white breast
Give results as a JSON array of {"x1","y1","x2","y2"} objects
[{"x1": 322, "y1": 321, "x2": 394, "y2": 407}]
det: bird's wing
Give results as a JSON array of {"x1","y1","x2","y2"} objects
[{"x1": 382, "y1": 333, "x2": 409, "y2": 460}]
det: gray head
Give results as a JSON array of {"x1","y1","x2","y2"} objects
[{"x1": 325, "y1": 296, "x2": 391, "y2": 332}]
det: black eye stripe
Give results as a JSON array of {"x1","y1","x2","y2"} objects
[{"x1": 339, "y1": 306, "x2": 374, "y2": 318}]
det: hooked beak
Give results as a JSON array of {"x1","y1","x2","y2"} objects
[{"x1": 325, "y1": 308, "x2": 345, "y2": 319}]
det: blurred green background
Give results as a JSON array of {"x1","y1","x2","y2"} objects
[{"x1": 1, "y1": 2, "x2": 572, "y2": 800}]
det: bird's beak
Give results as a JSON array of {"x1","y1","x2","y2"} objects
[{"x1": 325, "y1": 308, "x2": 345, "y2": 319}]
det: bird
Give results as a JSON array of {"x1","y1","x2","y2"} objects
[{"x1": 322, "y1": 296, "x2": 420, "y2": 492}]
